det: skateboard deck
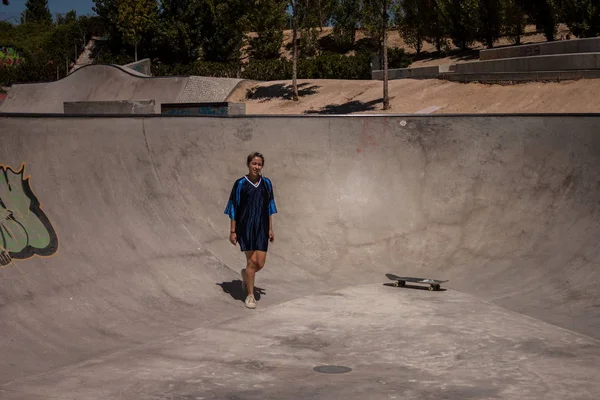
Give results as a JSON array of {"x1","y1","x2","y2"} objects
[{"x1": 386, "y1": 273, "x2": 448, "y2": 291}]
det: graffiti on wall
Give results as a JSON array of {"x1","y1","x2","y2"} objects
[
  {"x1": 0, "y1": 164, "x2": 58, "y2": 267},
  {"x1": 0, "y1": 47, "x2": 23, "y2": 67}
]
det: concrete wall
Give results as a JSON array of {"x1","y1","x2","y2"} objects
[
  {"x1": 375, "y1": 41, "x2": 600, "y2": 82},
  {"x1": 441, "y1": 70, "x2": 600, "y2": 83},
  {"x1": 0, "y1": 65, "x2": 189, "y2": 114},
  {"x1": 374, "y1": 69, "x2": 600, "y2": 83},
  {"x1": 123, "y1": 58, "x2": 152, "y2": 76},
  {"x1": 452, "y1": 52, "x2": 600, "y2": 74},
  {"x1": 160, "y1": 102, "x2": 246, "y2": 116},
  {"x1": 480, "y1": 37, "x2": 600, "y2": 61},
  {"x1": 0, "y1": 115, "x2": 600, "y2": 387},
  {"x1": 64, "y1": 100, "x2": 156, "y2": 114},
  {"x1": 375, "y1": 52, "x2": 600, "y2": 82}
]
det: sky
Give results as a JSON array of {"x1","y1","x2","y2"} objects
[{"x1": 1, "y1": 0, "x2": 96, "y2": 24}]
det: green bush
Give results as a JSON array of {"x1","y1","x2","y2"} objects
[
  {"x1": 190, "y1": 61, "x2": 239, "y2": 78},
  {"x1": 152, "y1": 61, "x2": 239, "y2": 78},
  {"x1": 0, "y1": 19, "x2": 95, "y2": 85},
  {"x1": 0, "y1": 49, "x2": 58, "y2": 86},
  {"x1": 304, "y1": 52, "x2": 372, "y2": 80},
  {"x1": 151, "y1": 63, "x2": 192, "y2": 77},
  {"x1": 241, "y1": 58, "x2": 291, "y2": 81},
  {"x1": 387, "y1": 47, "x2": 411, "y2": 69},
  {"x1": 240, "y1": 53, "x2": 373, "y2": 81},
  {"x1": 93, "y1": 49, "x2": 134, "y2": 67},
  {"x1": 0, "y1": 65, "x2": 18, "y2": 86},
  {"x1": 153, "y1": 53, "x2": 375, "y2": 81}
]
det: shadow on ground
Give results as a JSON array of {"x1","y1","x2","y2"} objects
[
  {"x1": 305, "y1": 98, "x2": 384, "y2": 115},
  {"x1": 248, "y1": 83, "x2": 321, "y2": 101},
  {"x1": 217, "y1": 280, "x2": 266, "y2": 302}
]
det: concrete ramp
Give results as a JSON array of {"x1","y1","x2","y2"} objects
[
  {"x1": 0, "y1": 64, "x2": 246, "y2": 113},
  {"x1": 0, "y1": 114, "x2": 599, "y2": 398}
]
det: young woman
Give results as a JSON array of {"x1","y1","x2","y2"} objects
[{"x1": 224, "y1": 152, "x2": 277, "y2": 309}]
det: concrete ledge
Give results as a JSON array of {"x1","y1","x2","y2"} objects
[
  {"x1": 161, "y1": 102, "x2": 246, "y2": 116},
  {"x1": 452, "y1": 52, "x2": 600, "y2": 74},
  {"x1": 480, "y1": 37, "x2": 600, "y2": 61},
  {"x1": 63, "y1": 100, "x2": 156, "y2": 114},
  {"x1": 376, "y1": 52, "x2": 600, "y2": 82},
  {"x1": 373, "y1": 69, "x2": 600, "y2": 84},
  {"x1": 440, "y1": 70, "x2": 600, "y2": 83}
]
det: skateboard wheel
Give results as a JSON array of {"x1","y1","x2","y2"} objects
[
  {"x1": 428, "y1": 286, "x2": 434, "y2": 291},
  {"x1": 393, "y1": 281, "x2": 399, "y2": 287},
  {"x1": 434, "y1": 285, "x2": 440, "y2": 291},
  {"x1": 399, "y1": 281, "x2": 405, "y2": 287}
]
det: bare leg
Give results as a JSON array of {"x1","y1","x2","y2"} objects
[{"x1": 244, "y1": 251, "x2": 267, "y2": 296}]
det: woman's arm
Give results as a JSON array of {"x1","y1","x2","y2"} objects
[{"x1": 229, "y1": 219, "x2": 237, "y2": 245}]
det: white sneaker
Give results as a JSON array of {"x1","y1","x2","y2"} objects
[
  {"x1": 245, "y1": 294, "x2": 256, "y2": 309},
  {"x1": 240, "y1": 269, "x2": 247, "y2": 293}
]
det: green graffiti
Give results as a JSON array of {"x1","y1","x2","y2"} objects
[
  {"x1": 0, "y1": 47, "x2": 23, "y2": 66},
  {"x1": 0, "y1": 164, "x2": 58, "y2": 267}
]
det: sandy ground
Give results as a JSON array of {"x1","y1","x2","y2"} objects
[
  {"x1": 231, "y1": 23, "x2": 592, "y2": 115},
  {"x1": 229, "y1": 77, "x2": 600, "y2": 115}
]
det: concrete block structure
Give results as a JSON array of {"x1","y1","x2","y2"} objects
[
  {"x1": 480, "y1": 37, "x2": 600, "y2": 61},
  {"x1": 373, "y1": 37, "x2": 600, "y2": 83}
]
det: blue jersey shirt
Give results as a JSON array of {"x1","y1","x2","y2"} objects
[{"x1": 225, "y1": 176, "x2": 277, "y2": 251}]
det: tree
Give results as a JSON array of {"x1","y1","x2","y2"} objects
[
  {"x1": 298, "y1": 5, "x2": 321, "y2": 58},
  {"x1": 116, "y1": 0, "x2": 158, "y2": 61},
  {"x1": 522, "y1": 0, "x2": 558, "y2": 41},
  {"x1": 57, "y1": 10, "x2": 77, "y2": 25},
  {"x1": 363, "y1": 0, "x2": 398, "y2": 110},
  {"x1": 93, "y1": 0, "x2": 118, "y2": 25},
  {"x1": 94, "y1": 0, "x2": 124, "y2": 47},
  {"x1": 46, "y1": 16, "x2": 83, "y2": 76},
  {"x1": 21, "y1": 0, "x2": 52, "y2": 24},
  {"x1": 559, "y1": 0, "x2": 600, "y2": 38},
  {"x1": 77, "y1": 15, "x2": 107, "y2": 45},
  {"x1": 397, "y1": 0, "x2": 429, "y2": 54},
  {"x1": 288, "y1": 0, "x2": 320, "y2": 100},
  {"x1": 331, "y1": 0, "x2": 362, "y2": 48},
  {"x1": 423, "y1": 0, "x2": 446, "y2": 53},
  {"x1": 248, "y1": 0, "x2": 287, "y2": 60},
  {"x1": 438, "y1": 0, "x2": 478, "y2": 51},
  {"x1": 198, "y1": 1, "x2": 250, "y2": 64},
  {"x1": 477, "y1": 0, "x2": 504, "y2": 48},
  {"x1": 290, "y1": 0, "x2": 301, "y2": 101},
  {"x1": 158, "y1": 0, "x2": 205, "y2": 63},
  {"x1": 315, "y1": 0, "x2": 336, "y2": 30},
  {"x1": 503, "y1": 0, "x2": 526, "y2": 44}
]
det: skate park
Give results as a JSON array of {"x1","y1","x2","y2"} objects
[{"x1": 1, "y1": 39, "x2": 600, "y2": 399}]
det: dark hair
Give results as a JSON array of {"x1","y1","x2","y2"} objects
[{"x1": 247, "y1": 152, "x2": 264, "y2": 166}]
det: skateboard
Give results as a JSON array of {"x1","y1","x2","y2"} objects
[{"x1": 386, "y1": 273, "x2": 448, "y2": 291}]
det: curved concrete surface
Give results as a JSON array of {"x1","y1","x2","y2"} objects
[
  {"x1": 0, "y1": 64, "x2": 246, "y2": 113},
  {"x1": 0, "y1": 114, "x2": 599, "y2": 399}
]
